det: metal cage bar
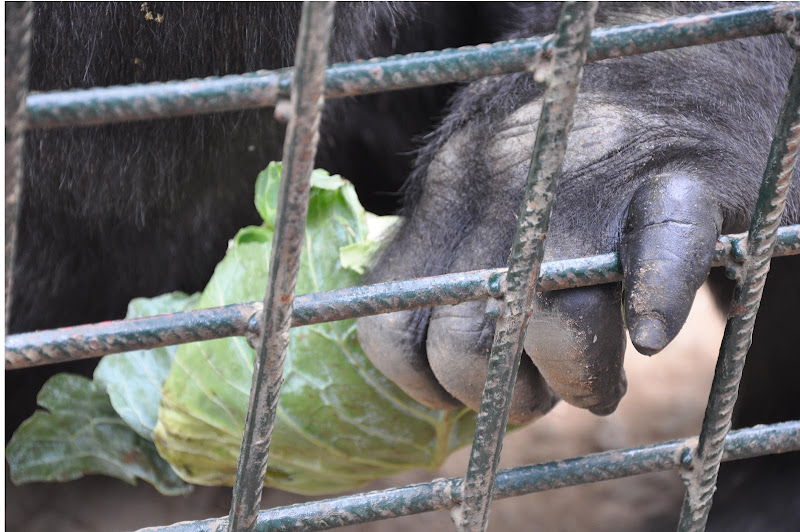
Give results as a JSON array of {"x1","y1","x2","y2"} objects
[
  {"x1": 677, "y1": 38, "x2": 800, "y2": 531},
  {"x1": 226, "y1": 4, "x2": 335, "y2": 531},
  {"x1": 20, "y1": 3, "x2": 800, "y2": 130},
  {"x1": 7, "y1": 225, "x2": 798, "y2": 370},
  {"x1": 5, "y1": 3, "x2": 800, "y2": 532},
  {"x1": 4, "y1": 1, "x2": 32, "y2": 330},
  {"x1": 140, "y1": 421, "x2": 800, "y2": 532},
  {"x1": 457, "y1": 4, "x2": 596, "y2": 530}
]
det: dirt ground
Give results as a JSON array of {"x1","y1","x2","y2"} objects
[{"x1": 5, "y1": 287, "x2": 725, "y2": 532}]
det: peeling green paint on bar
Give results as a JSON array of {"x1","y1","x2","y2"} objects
[
  {"x1": 678, "y1": 49, "x2": 800, "y2": 531},
  {"x1": 24, "y1": 3, "x2": 799, "y2": 130},
  {"x1": 137, "y1": 421, "x2": 800, "y2": 532},
  {"x1": 5, "y1": 303, "x2": 258, "y2": 369},
  {"x1": 6, "y1": 226, "x2": 799, "y2": 370},
  {"x1": 227, "y1": 4, "x2": 335, "y2": 531},
  {"x1": 6, "y1": 3, "x2": 800, "y2": 531},
  {"x1": 5, "y1": 1, "x2": 32, "y2": 331},
  {"x1": 458, "y1": 4, "x2": 597, "y2": 530}
]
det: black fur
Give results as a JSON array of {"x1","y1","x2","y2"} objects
[
  {"x1": 8, "y1": 2, "x2": 799, "y2": 528},
  {"x1": 8, "y1": 1, "x2": 506, "y2": 430}
]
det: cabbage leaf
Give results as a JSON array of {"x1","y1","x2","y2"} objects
[
  {"x1": 155, "y1": 163, "x2": 477, "y2": 494},
  {"x1": 7, "y1": 162, "x2": 478, "y2": 497},
  {"x1": 94, "y1": 292, "x2": 200, "y2": 440},
  {"x1": 5, "y1": 373, "x2": 190, "y2": 495}
]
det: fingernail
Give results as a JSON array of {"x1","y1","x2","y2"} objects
[
  {"x1": 632, "y1": 316, "x2": 667, "y2": 356},
  {"x1": 589, "y1": 378, "x2": 626, "y2": 416},
  {"x1": 589, "y1": 402, "x2": 619, "y2": 416}
]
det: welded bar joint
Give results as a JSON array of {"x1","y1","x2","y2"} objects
[
  {"x1": 677, "y1": 46, "x2": 800, "y2": 530},
  {"x1": 138, "y1": 421, "x2": 800, "y2": 532},
  {"x1": 226, "y1": 3, "x2": 335, "y2": 532},
  {"x1": 23, "y1": 3, "x2": 799, "y2": 130},
  {"x1": 456, "y1": 3, "x2": 597, "y2": 531}
]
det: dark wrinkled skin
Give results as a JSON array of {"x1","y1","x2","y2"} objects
[
  {"x1": 359, "y1": 13, "x2": 799, "y2": 421},
  {"x1": 359, "y1": 2, "x2": 800, "y2": 527},
  {"x1": 8, "y1": 2, "x2": 799, "y2": 528}
]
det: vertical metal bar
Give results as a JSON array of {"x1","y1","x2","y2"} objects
[
  {"x1": 677, "y1": 46, "x2": 800, "y2": 530},
  {"x1": 5, "y1": 1, "x2": 33, "y2": 331},
  {"x1": 455, "y1": 3, "x2": 597, "y2": 531},
  {"x1": 226, "y1": 3, "x2": 335, "y2": 531}
]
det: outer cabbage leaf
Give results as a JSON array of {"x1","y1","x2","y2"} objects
[
  {"x1": 94, "y1": 292, "x2": 200, "y2": 440},
  {"x1": 6, "y1": 374, "x2": 190, "y2": 495},
  {"x1": 155, "y1": 163, "x2": 477, "y2": 494},
  {"x1": 339, "y1": 212, "x2": 400, "y2": 275}
]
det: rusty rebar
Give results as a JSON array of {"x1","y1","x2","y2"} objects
[
  {"x1": 226, "y1": 3, "x2": 335, "y2": 531},
  {"x1": 22, "y1": 3, "x2": 799, "y2": 130},
  {"x1": 5, "y1": 1, "x2": 32, "y2": 331},
  {"x1": 456, "y1": 3, "x2": 597, "y2": 531},
  {"x1": 6, "y1": 226, "x2": 799, "y2": 370},
  {"x1": 139, "y1": 421, "x2": 800, "y2": 532},
  {"x1": 677, "y1": 44, "x2": 800, "y2": 531}
]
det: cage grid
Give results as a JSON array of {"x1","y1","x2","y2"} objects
[{"x1": 5, "y1": 2, "x2": 800, "y2": 532}]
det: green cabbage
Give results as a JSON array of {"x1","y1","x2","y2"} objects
[
  {"x1": 5, "y1": 373, "x2": 191, "y2": 495},
  {"x1": 7, "y1": 163, "x2": 478, "y2": 496},
  {"x1": 154, "y1": 163, "x2": 477, "y2": 494}
]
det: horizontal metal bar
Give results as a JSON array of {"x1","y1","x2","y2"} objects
[
  {"x1": 6, "y1": 225, "x2": 799, "y2": 370},
  {"x1": 5, "y1": 303, "x2": 259, "y2": 369},
  {"x1": 137, "y1": 420, "x2": 800, "y2": 532},
  {"x1": 25, "y1": 3, "x2": 798, "y2": 129}
]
